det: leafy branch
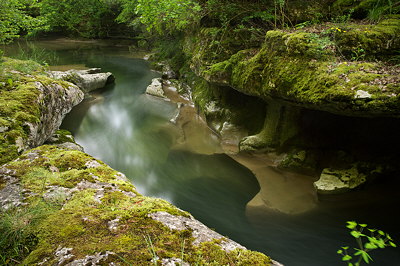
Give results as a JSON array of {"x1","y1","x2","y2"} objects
[{"x1": 337, "y1": 221, "x2": 396, "y2": 265}]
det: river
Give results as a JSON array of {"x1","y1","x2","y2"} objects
[{"x1": 4, "y1": 39, "x2": 400, "y2": 265}]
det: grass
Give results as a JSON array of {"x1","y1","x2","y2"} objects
[{"x1": 0, "y1": 201, "x2": 57, "y2": 265}]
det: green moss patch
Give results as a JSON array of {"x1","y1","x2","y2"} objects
[
  {"x1": 194, "y1": 19, "x2": 400, "y2": 117},
  {"x1": 0, "y1": 58, "x2": 80, "y2": 165},
  {"x1": 1, "y1": 145, "x2": 273, "y2": 265}
]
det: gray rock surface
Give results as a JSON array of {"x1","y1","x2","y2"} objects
[
  {"x1": 355, "y1": 90, "x2": 372, "y2": 99},
  {"x1": 50, "y1": 68, "x2": 115, "y2": 93},
  {"x1": 145, "y1": 78, "x2": 167, "y2": 98},
  {"x1": 23, "y1": 82, "x2": 84, "y2": 151},
  {"x1": 149, "y1": 211, "x2": 245, "y2": 252}
]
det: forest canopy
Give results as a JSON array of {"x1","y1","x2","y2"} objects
[{"x1": 0, "y1": 0, "x2": 399, "y2": 42}]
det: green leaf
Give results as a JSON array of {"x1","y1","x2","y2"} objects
[
  {"x1": 342, "y1": 246, "x2": 349, "y2": 250},
  {"x1": 368, "y1": 228, "x2": 376, "y2": 233},
  {"x1": 359, "y1": 224, "x2": 367, "y2": 228},
  {"x1": 389, "y1": 242, "x2": 397, "y2": 247},
  {"x1": 362, "y1": 251, "x2": 372, "y2": 263},
  {"x1": 342, "y1": 255, "x2": 352, "y2": 261},
  {"x1": 337, "y1": 249, "x2": 343, "y2": 254},
  {"x1": 364, "y1": 242, "x2": 377, "y2": 249},
  {"x1": 378, "y1": 230, "x2": 385, "y2": 236},
  {"x1": 354, "y1": 249, "x2": 372, "y2": 264},
  {"x1": 376, "y1": 238, "x2": 386, "y2": 248},
  {"x1": 347, "y1": 221, "x2": 358, "y2": 229},
  {"x1": 351, "y1": 230, "x2": 364, "y2": 238}
]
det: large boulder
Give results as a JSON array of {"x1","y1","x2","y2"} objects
[
  {"x1": 0, "y1": 58, "x2": 84, "y2": 165},
  {"x1": 50, "y1": 68, "x2": 115, "y2": 93},
  {"x1": 0, "y1": 145, "x2": 276, "y2": 265}
]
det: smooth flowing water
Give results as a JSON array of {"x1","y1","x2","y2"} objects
[{"x1": 4, "y1": 39, "x2": 400, "y2": 265}]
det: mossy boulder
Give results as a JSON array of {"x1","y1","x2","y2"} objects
[
  {"x1": 0, "y1": 145, "x2": 275, "y2": 265},
  {"x1": 0, "y1": 58, "x2": 84, "y2": 165},
  {"x1": 191, "y1": 19, "x2": 400, "y2": 117}
]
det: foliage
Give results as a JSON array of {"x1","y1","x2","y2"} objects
[
  {"x1": 117, "y1": 0, "x2": 202, "y2": 34},
  {"x1": 367, "y1": 0, "x2": 400, "y2": 22},
  {"x1": 0, "y1": 0, "x2": 45, "y2": 44},
  {"x1": 38, "y1": 0, "x2": 123, "y2": 38},
  {"x1": 337, "y1": 221, "x2": 397, "y2": 265}
]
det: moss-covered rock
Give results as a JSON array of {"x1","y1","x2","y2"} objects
[
  {"x1": 0, "y1": 145, "x2": 274, "y2": 265},
  {"x1": 191, "y1": 18, "x2": 400, "y2": 117},
  {"x1": 0, "y1": 58, "x2": 84, "y2": 165}
]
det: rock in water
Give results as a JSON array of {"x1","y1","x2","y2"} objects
[
  {"x1": 50, "y1": 68, "x2": 115, "y2": 93},
  {"x1": 314, "y1": 166, "x2": 367, "y2": 194},
  {"x1": 145, "y1": 78, "x2": 167, "y2": 98}
]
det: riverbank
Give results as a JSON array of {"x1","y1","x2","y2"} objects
[{"x1": 0, "y1": 57, "x2": 276, "y2": 265}]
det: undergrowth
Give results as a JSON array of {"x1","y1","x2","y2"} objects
[{"x1": 0, "y1": 201, "x2": 58, "y2": 265}]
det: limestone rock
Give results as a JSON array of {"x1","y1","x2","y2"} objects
[
  {"x1": 50, "y1": 68, "x2": 115, "y2": 93},
  {"x1": 149, "y1": 211, "x2": 246, "y2": 251},
  {"x1": 46, "y1": 129, "x2": 84, "y2": 152},
  {"x1": 1, "y1": 146, "x2": 274, "y2": 265},
  {"x1": 145, "y1": 78, "x2": 167, "y2": 98},
  {"x1": 314, "y1": 166, "x2": 367, "y2": 194},
  {"x1": 220, "y1": 122, "x2": 248, "y2": 154}
]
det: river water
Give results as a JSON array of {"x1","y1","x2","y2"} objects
[{"x1": 4, "y1": 39, "x2": 400, "y2": 265}]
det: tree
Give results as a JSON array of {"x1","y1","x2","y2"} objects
[
  {"x1": 117, "y1": 0, "x2": 202, "y2": 34},
  {"x1": 0, "y1": 0, "x2": 44, "y2": 44},
  {"x1": 38, "y1": 0, "x2": 122, "y2": 38}
]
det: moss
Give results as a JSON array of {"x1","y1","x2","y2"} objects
[
  {"x1": 334, "y1": 18, "x2": 400, "y2": 58},
  {"x1": 278, "y1": 150, "x2": 320, "y2": 175},
  {"x1": 195, "y1": 242, "x2": 271, "y2": 265},
  {"x1": 202, "y1": 35, "x2": 400, "y2": 116},
  {"x1": 2, "y1": 145, "x2": 274, "y2": 265},
  {"x1": 188, "y1": 19, "x2": 400, "y2": 117},
  {"x1": 0, "y1": 58, "x2": 80, "y2": 165}
]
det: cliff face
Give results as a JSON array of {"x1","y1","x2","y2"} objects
[
  {"x1": 177, "y1": 16, "x2": 400, "y2": 195},
  {"x1": 188, "y1": 18, "x2": 400, "y2": 117},
  {"x1": 0, "y1": 59, "x2": 274, "y2": 265}
]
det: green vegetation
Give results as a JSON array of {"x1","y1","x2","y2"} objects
[
  {"x1": 0, "y1": 145, "x2": 272, "y2": 265},
  {"x1": 1, "y1": 1, "x2": 399, "y2": 265},
  {"x1": 0, "y1": 57, "x2": 79, "y2": 165},
  {"x1": 338, "y1": 221, "x2": 397, "y2": 265},
  {"x1": 0, "y1": 201, "x2": 57, "y2": 265},
  {"x1": 38, "y1": 0, "x2": 123, "y2": 38},
  {"x1": 0, "y1": 0, "x2": 45, "y2": 44},
  {"x1": 0, "y1": 58, "x2": 46, "y2": 165}
]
